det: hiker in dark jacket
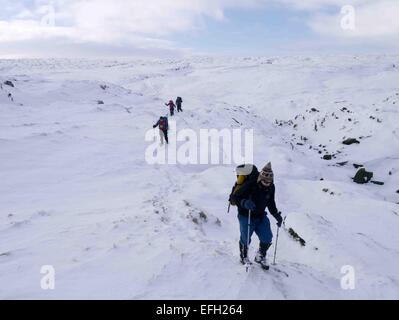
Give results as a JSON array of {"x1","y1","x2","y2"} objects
[
  {"x1": 230, "y1": 163, "x2": 283, "y2": 268},
  {"x1": 153, "y1": 116, "x2": 169, "y2": 145},
  {"x1": 176, "y1": 97, "x2": 183, "y2": 112}
]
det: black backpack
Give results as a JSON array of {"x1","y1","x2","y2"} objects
[{"x1": 158, "y1": 117, "x2": 168, "y2": 131}]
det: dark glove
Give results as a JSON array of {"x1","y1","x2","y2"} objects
[
  {"x1": 241, "y1": 199, "x2": 256, "y2": 211},
  {"x1": 275, "y1": 212, "x2": 283, "y2": 228}
]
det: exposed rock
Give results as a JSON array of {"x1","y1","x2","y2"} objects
[
  {"x1": 97, "y1": 100, "x2": 104, "y2": 105},
  {"x1": 323, "y1": 154, "x2": 332, "y2": 160},
  {"x1": 288, "y1": 228, "x2": 306, "y2": 247},
  {"x1": 353, "y1": 164, "x2": 364, "y2": 169},
  {"x1": 343, "y1": 138, "x2": 360, "y2": 145},
  {"x1": 4, "y1": 80, "x2": 14, "y2": 87},
  {"x1": 353, "y1": 168, "x2": 373, "y2": 184},
  {"x1": 370, "y1": 181, "x2": 384, "y2": 186},
  {"x1": 337, "y1": 161, "x2": 348, "y2": 166},
  {"x1": 199, "y1": 211, "x2": 207, "y2": 222},
  {"x1": 0, "y1": 252, "x2": 11, "y2": 257}
]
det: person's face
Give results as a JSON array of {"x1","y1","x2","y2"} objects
[{"x1": 260, "y1": 180, "x2": 272, "y2": 187}]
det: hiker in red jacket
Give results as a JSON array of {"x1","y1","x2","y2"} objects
[{"x1": 165, "y1": 100, "x2": 176, "y2": 116}]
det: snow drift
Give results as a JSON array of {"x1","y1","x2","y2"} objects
[{"x1": 0, "y1": 56, "x2": 398, "y2": 299}]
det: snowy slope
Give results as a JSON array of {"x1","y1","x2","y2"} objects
[{"x1": 0, "y1": 56, "x2": 398, "y2": 299}]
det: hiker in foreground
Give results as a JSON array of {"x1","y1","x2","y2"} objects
[
  {"x1": 153, "y1": 116, "x2": 169, "y2": 145},
  {"x1": 176, "y1": 97, "x2": 183, "y2": 113},
  {"x1": 165, "y1": 100, "x2": 176, "y2": 116},
  {"x1": 229, "y1": 163, "x2": 283, "y2": 269}
]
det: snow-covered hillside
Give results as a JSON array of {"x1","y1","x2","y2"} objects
[{"x1": 1, "y1": 56, "x2": 398, "y2": 299}]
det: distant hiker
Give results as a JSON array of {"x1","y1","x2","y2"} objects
[
  {"x1": 176, "y1": 97, "x2": 183, "y2": 113},
  {"x1": 153, "y1": 116, "x2": 169, "y2": 145},
  {"x1": 165, "y1": 100, "x2": 176, "y2": 116},
  {"x1": 229, "y1": 163, "x2": 283, "y2": 270}
]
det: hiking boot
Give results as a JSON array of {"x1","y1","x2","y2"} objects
[
  {"x1": 239, "y1": 242, "x2": 251, "y2": 265},
  {"x1": 254, "y1": 243, "x2": 271, "y2": 269}
]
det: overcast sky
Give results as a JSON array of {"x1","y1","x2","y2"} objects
[{"x1": 0, "y1": 0, "x2": 398, "y2": 58}]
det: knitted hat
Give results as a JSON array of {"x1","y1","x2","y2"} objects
[{"x1": 258, "y1": 162, "x2": 274, "y2": 184}]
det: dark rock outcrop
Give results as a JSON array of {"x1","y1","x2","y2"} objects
[
  {"x1": 4, "y1": 80, "x2": 14, "y2": 87},
  {"x1": 288, "y1": 228, "x2": 306, "y2": 247},
  {"x1": 370, "y1": 181, "x2": 384, "y2": 186},
  {"x1": 343, "y1": 138, "x2": 360, "y2": 145},
  {"x1": 353, "y1": 168, "x2": 373, "y2": 184}
]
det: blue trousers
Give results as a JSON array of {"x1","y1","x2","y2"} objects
[{"x1": 238, "y1": 213, "x2": 273, "y2": 246}]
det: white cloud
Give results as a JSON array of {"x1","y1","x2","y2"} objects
[
  {"x1": 12, "y1": 1, "x2": 251, "y2": 35},
  {"x1": 0, "y1": 0, "x2": 264, "y2": 56},
  {"x1": 279, "y1": 0, "x2": 349, "y2": 10},
  {"x1": 0, "y1": 0, "x2": 398, "y2": 57}
]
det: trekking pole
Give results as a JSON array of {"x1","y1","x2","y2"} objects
[
  {"x1": 273, "y1": 226, "x2": 280, "y2": 265},
  {"x1": 246, "y1": 210, "x2": 252, "y2": 272},
  {"x1": 273, "y1": 216, "x2": 286, "y2": 265},
  {"x1": 227, "y1": 203, "x2": 231, "y2": 214}
]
